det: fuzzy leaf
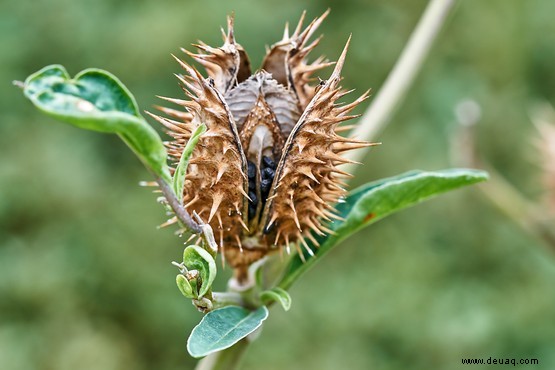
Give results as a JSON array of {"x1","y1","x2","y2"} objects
[
  {"x1": 260, "y1": 287, "x2": 292, "y2": 311},
  {"x1": 173, "y1": 123, "x2": 207, "y2": 202},
  {"x1": 187, "y1": 306, "x2": 269, "y2": 358},
  {"x1": 183, "y1": 245, "x2": 217, "y2": 298},
  {"x1": 22, "y1": 65, "x2": 170, "y2": 182},
  {"x1": 278, "y1": 169, "x2": 488, "y2": 289}
]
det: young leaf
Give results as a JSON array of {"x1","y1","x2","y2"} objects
[
  {"x1": 173, "y1": 123, "x2": 207, "y2": 202},
  {"x1": 187, "y1": 305, "x2": 269, "y2": 358},
  {"x1": 176, "y1": 274, "x2": 195, "y2": 298},
  {"x1": 22, "y1": 65, "x2": 171, "y2": 182},
  {"x1": 260, "y1": 287, "x2": 292, "y2": 311},
  {"x1": 278, "y1": 169, "x2": 488, "y2": 289},
  {"x1": 183, "y1": 245, "x2": 217, "y2": 298}
]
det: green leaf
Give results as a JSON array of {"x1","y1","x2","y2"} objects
[
  {"x1": 22, "y1": 65, "x2": 170, "y2": 182},
  {"x1": 183, "y1": 245, "x2": 217, "y2": 298},
  {"x1": 278, "y1": 169, "x2": 488, "y2": 289},
  {"x1": 260, "y1": 287, "x2": 292, "y2": 311},
  {"x1": 187, "y1": 306, "x2": 269, "y2": 358},
  {"x1": 176, "y1": 274, "x2": 195, "y2": 298},
  {"x1": 172, "y1": 123, "x2": 206, "y2": 202}
]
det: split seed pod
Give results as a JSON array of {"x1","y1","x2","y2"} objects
[{"x1": 151, "y1": 11, "x2": 374, "y2": 280}]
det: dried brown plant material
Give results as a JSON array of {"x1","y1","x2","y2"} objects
[{"x1": 151, "y1": 11, "x2": 375, "y2": 279}]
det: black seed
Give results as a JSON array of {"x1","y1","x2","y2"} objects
[
  {"x1": 261, "y1": 178, "x2": 272, "y2": 195},
  {"x1": 248, "y1": 189, "x2": 258, "y2": 221},
  {"x1": 247, "y1": 161, "x2": 256, "y2": 179},
  {"x1": 248, "y1": 204, "x2": 257, "y2": 220},
  {"x1": 248, "y1": 191, "x2": 258, "y2": 205},
  {"x1": 262, "y1": 167, "x2": 275, "y2": 180},
  {"x1": 262, "y1": 156, "x2": 275, "y2": 169},
  {"x1": 248, "y1": 180, "x2": 256, "y2": 191}
]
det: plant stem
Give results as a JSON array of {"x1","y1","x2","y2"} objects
[
  {"x1": 195, "y1": 339, "x2": 249, "y2": 370},
  {"x1": 343, "y1": 0, "x2": 458, "y2": 171},
  {"x1": 156, "y1": 177, "x2": 202, "y2": 233}
]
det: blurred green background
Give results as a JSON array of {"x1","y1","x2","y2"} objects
[{"x1": 2, "y1": 0, "x2": 555, "y2": 369}]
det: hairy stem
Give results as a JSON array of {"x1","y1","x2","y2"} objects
[
  {"x1": 156, "y1": 177, "x2": 202, "y2": 233},
  {"x1": 344, "y1": 0, "x2": 458, "y2": 171},
  {"x1": 195, "y1": 339, "x2": 249, "y2": 370}
]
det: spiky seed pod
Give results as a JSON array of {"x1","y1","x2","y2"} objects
[{"x1": 152, "y1": 11, "x2": 375, "y2": 281}]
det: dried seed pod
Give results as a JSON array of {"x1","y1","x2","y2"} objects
[{"x1": 153, "y1": 11, "x2": 375, "y2": 281}]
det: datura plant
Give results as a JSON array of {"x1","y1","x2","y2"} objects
[{"x1": 18, "y1": 10, "x2": 487, "y2": 369}]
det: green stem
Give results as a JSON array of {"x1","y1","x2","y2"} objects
[
  {"x1": 194, "y1": 339, "x2": 249, "y2": 370},
  {"x1": 212, "y1": 292, "x2": 245, "y2": 309}
]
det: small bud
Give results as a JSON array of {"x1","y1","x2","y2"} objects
[
  {"x1": 176, "y1": 274, "x2": 195, "y2": 298},
  {"x1": 182, "y1": 245, "x2": 217, "y2": 298}
]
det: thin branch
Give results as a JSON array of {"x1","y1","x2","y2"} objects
[
  {"x1": 156, "y1": 177, "x2": 202, "y2": 233},
  {"x1": 344, "y1": 0, "x2": 458, "y2": 170}
]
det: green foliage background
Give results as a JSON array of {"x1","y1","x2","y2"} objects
[{"x1": 1, "y1": 0, "x2": 555, "y2": 369}]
